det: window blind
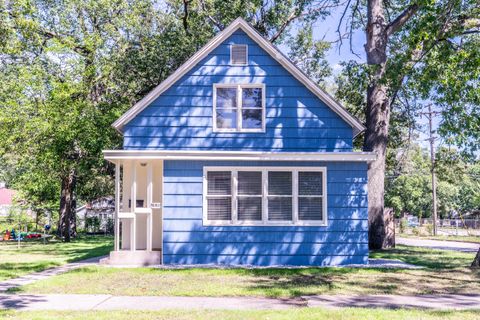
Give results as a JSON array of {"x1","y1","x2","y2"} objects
[
  {"x1": 298, "y1": 171, "x2": 324, "y2": 221},
  {"x1": 237, "y1": 171, "x2": 262, "y2": 221},
  {"x1": 268, "y1": 171, "x2": 292, "y2": 221},
  {"x1": 206, "y1": 171, "x2": 232, "y2": 220}
]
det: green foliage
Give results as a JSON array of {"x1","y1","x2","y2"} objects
[
  {"x1": 287, "y1": 25, "x2": 331, "y2": 87},
  {"x1": 0, "y1": 205, "x2": 36, "y2": 232},
  {"x1": 399, "y1": 218, "x2": 408, "y2": 233},
  {"x1": 385, "y1": 144, "x2": 480, "y2": 218}
]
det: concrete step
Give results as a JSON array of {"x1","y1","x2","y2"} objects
[{"x1": 102, "y1": 250, "x2": 162, "y2": 266}]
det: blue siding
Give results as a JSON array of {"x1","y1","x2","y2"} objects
[
  {"x1": 123, "y1": 30, "x2": 354, "y2": 151},
  {"x1": 162, "y1": 160, "x2": 369, "y2": 266}
]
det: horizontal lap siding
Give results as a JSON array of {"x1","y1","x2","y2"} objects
[
  {"x1": 163, "y1": 160, "x2": 368, "y2": 266},
  {"x1": 123, "y1": 30, "x2": 354, "y2": 152}
]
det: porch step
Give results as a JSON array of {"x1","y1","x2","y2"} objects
[{"x1": 100, "y1": 250, "x2": 162, "y2": 266}]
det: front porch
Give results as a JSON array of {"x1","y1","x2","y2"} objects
[{"x1": 102, "y1": 159, "x2": 163, "y2": 266}]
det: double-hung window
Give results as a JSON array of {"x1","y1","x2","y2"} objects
[
  {"x1": 213, "y1": 84, "x2": 265, "y2": 132},
  {"x1": 204, "y1": 167, "x2": 327, "y2": 226}
]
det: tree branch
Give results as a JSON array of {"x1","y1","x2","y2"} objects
[
  {"x1": 7, "y1": 11, "x2": 91, "y2": 56},
  {"x1": 336, "y1": 0, "x2": 352, "y2": 51},
  {"x1": 269, "y1": 11, "x2": 298, "y2": 43},
  {"x1": 199, "y1": 0, "x2": 224, "y2": 30},
  {"x1": 269, "y1": 0, "x2": 339, "y2": 43},
  {"x1": 182, "y1": 0, "x2": 191, "y2": 34},
  {"x1": 386, "y1": 4, "x2": 419, "y2": 36}
]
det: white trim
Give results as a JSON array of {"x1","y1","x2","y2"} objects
[
  {"x1": 213, "y1": 83, "x2": 266, "y2": 133},
  {"x1": 112, "y1": 17, "x2": 365, "y2": 136},
  {"x1": 292, "y1": 170, "x2": 298, "y2": 225},
  {"x1": 203, "y1": 166, "x2": 328, "y2": 227},
  {"x1": 114, "y1": 161, "x2": 120, "y2": 251},
  {"x1": 131, "y1": 161, "x2": 136, "y2": 252},
  {"x1": 230, "y1": 44, "x2": 248, "y2": 65},
  {"x1": 104, "y1": 150, "x2": 376, "y2": 162}
]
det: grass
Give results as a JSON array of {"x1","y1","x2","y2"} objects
[
  {"x1": 1, "y1": 309, "x2": 480, "y2": 320},
  {"x1": 0, "y1": 235, "x2": 113, "y2": 281},
  {"x1": 12, "y1": 245, "x2": 480, "y2": 297},
  {"x1": 398, "y1": 233, "x2": 480, "y2": 244}
]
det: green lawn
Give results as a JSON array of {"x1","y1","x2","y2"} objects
[
  {"x1": 0, "y1": 236, "x2": 113, "y2": 281},
  {"x1": 398, "y1": 233, "x2": 480, "y2": 244},
  {"x1": 1, "y1": 308, "x2": 480, "y2": 320},
  {"x1": 11, "y1": 245, "x2": 480, "y2": 297}
]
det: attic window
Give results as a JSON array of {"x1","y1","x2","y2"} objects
[
  {"x1": 231, "y1": 45, "x2": 248, "y2": 65},
  {"x1": 213, "y1": 84, "x2": 265, "y2": 132}
]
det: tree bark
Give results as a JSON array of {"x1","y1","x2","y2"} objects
[
  {"x1": 472, "y1": 247, "x2": 480, "y2": 268},
  {"x1": 57, "y1": 169, "x2": 76, "y2": 242},
  {"x1": 364, "y1": 0, "x2": 391, "y2": 249},
  {"x1": 364, "y1": 81, "x2": 390, "y2": 249}
]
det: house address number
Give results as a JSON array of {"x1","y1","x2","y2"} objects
[{"x1": 151, "y1": 202, "x2": 162, "y2": 208}]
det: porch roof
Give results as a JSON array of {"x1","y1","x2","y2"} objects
[{"x1": 103, "y1": 150, "x2": 376, "y2": 162}]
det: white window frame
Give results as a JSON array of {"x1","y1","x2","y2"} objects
[
  {"x1": 213, "y1": 83, "x2": 266, "y2": 133},
  {"x1": 203, "y1": 166, "x2": 327, "y2": 226},
  {"x1": 230, "y1": 44, "x2": 248, "y2": 65}
]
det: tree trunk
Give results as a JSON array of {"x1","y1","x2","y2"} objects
[
  {"x1": 57, "y1": 169, "x2": 76, "y2": 242},
  {"x1": 70, "y1": 191, "x2": 77, "y2": 238},
  {"x1": 472, "y1": 247, "x2": 480, "y2": 268},
  {"x1": 364, "y1": 0, "x2": 391, "y2": 249},
  {"x1": 364, "y1": 81, "x2": 391, "y2": 249}
]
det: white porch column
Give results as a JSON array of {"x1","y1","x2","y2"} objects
[
  {"x1": 114, "y1": 161, "x2": 120, "y2": 251},
  {"x1": 146, "y1": 163, "x2": 153, "y2": 251},
  {"x1": 130, "y1": 161, "x2": 137, "y2": 251}
]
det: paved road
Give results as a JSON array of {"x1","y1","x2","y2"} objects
[
  {"x1": 396, "y1": 237, "x2": 480, "y2": 252},
  {"x1": 1, "y1": 293, "x2": 479, "y2": 310}
]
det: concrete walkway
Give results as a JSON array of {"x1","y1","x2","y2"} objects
[
  {"x1": 397, "y1": 237, "x2": 480, "y2": 252},
  {"x1": 0, "y1": 256, "x2": 104, "y2": 292},
  {"x1": 1, "y1": 293, "x2": 479, "y2": 311}
]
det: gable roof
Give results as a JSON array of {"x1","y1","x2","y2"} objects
[{"x1": 113, "y1": 17, "x2": 365, "y2": 137}]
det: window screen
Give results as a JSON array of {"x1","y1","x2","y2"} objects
[
  {"x1": 206, "y1": 171, "x2": 232, "y2": 220},
  {"x1": 231, "y1": 44, "x2": 247, "y2": 65},
  {"x1": 298, "y1": 171, "x2": 324, "y2": 220},
  {"x1": 237, "y1": 171, "x2": 262, "y2": 221},
  {"x1": 267, "y1": 171, "x2": 293, "y2": 221}
]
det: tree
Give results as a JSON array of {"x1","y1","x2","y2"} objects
[
  {"x1": 0, "y1": 0, "x2": 178, "y2": 241},
  {"x1": 335, "y1": 0, "x2": 480, "y2": 248},
  {"x1": 0, "y1": 0, "x2": 338, "y2": 241}
]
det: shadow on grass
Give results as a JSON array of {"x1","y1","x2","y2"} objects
[
  {"x1": 370, "y1": 246, "x2": 475, "y2": 269},
  {"x1": 0, "y1": 262, "x2": 61, "y2": 280},
  {"x1": 1, "y1": 236, "x2": 113, "y2": 263}
]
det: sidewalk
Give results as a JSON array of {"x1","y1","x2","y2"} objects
[
  {"x1": 397, "y1": 237, "x2": 480, "y2": 252},
  {"x1": 0, "y1": 256, "x2": 104, "y2": 292},
  {"x1": 1, "y1": 293, "x2": 479, "y2": 311}
]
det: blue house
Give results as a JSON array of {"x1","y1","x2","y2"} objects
[{"x1": 102, "y1": 18, "x2": 376, "y2": 266}]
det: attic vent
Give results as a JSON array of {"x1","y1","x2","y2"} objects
[{"x1": 231, "y1": 45, "x2": 248, "y2": 65}]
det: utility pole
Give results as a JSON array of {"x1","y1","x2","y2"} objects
[{"x1": 420, "y1": 104, "x2": 440, "y2": 236}]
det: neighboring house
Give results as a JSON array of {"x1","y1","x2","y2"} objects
[
  {"x1": 0, "y1": 183, "x2": 15, "y2": 217},
  {"x1": 76, "y1": 197, "x2": 115, "y2": 234},
  {"x1": 102, "y1": 18, "x2": 376, "y2": 266}
]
